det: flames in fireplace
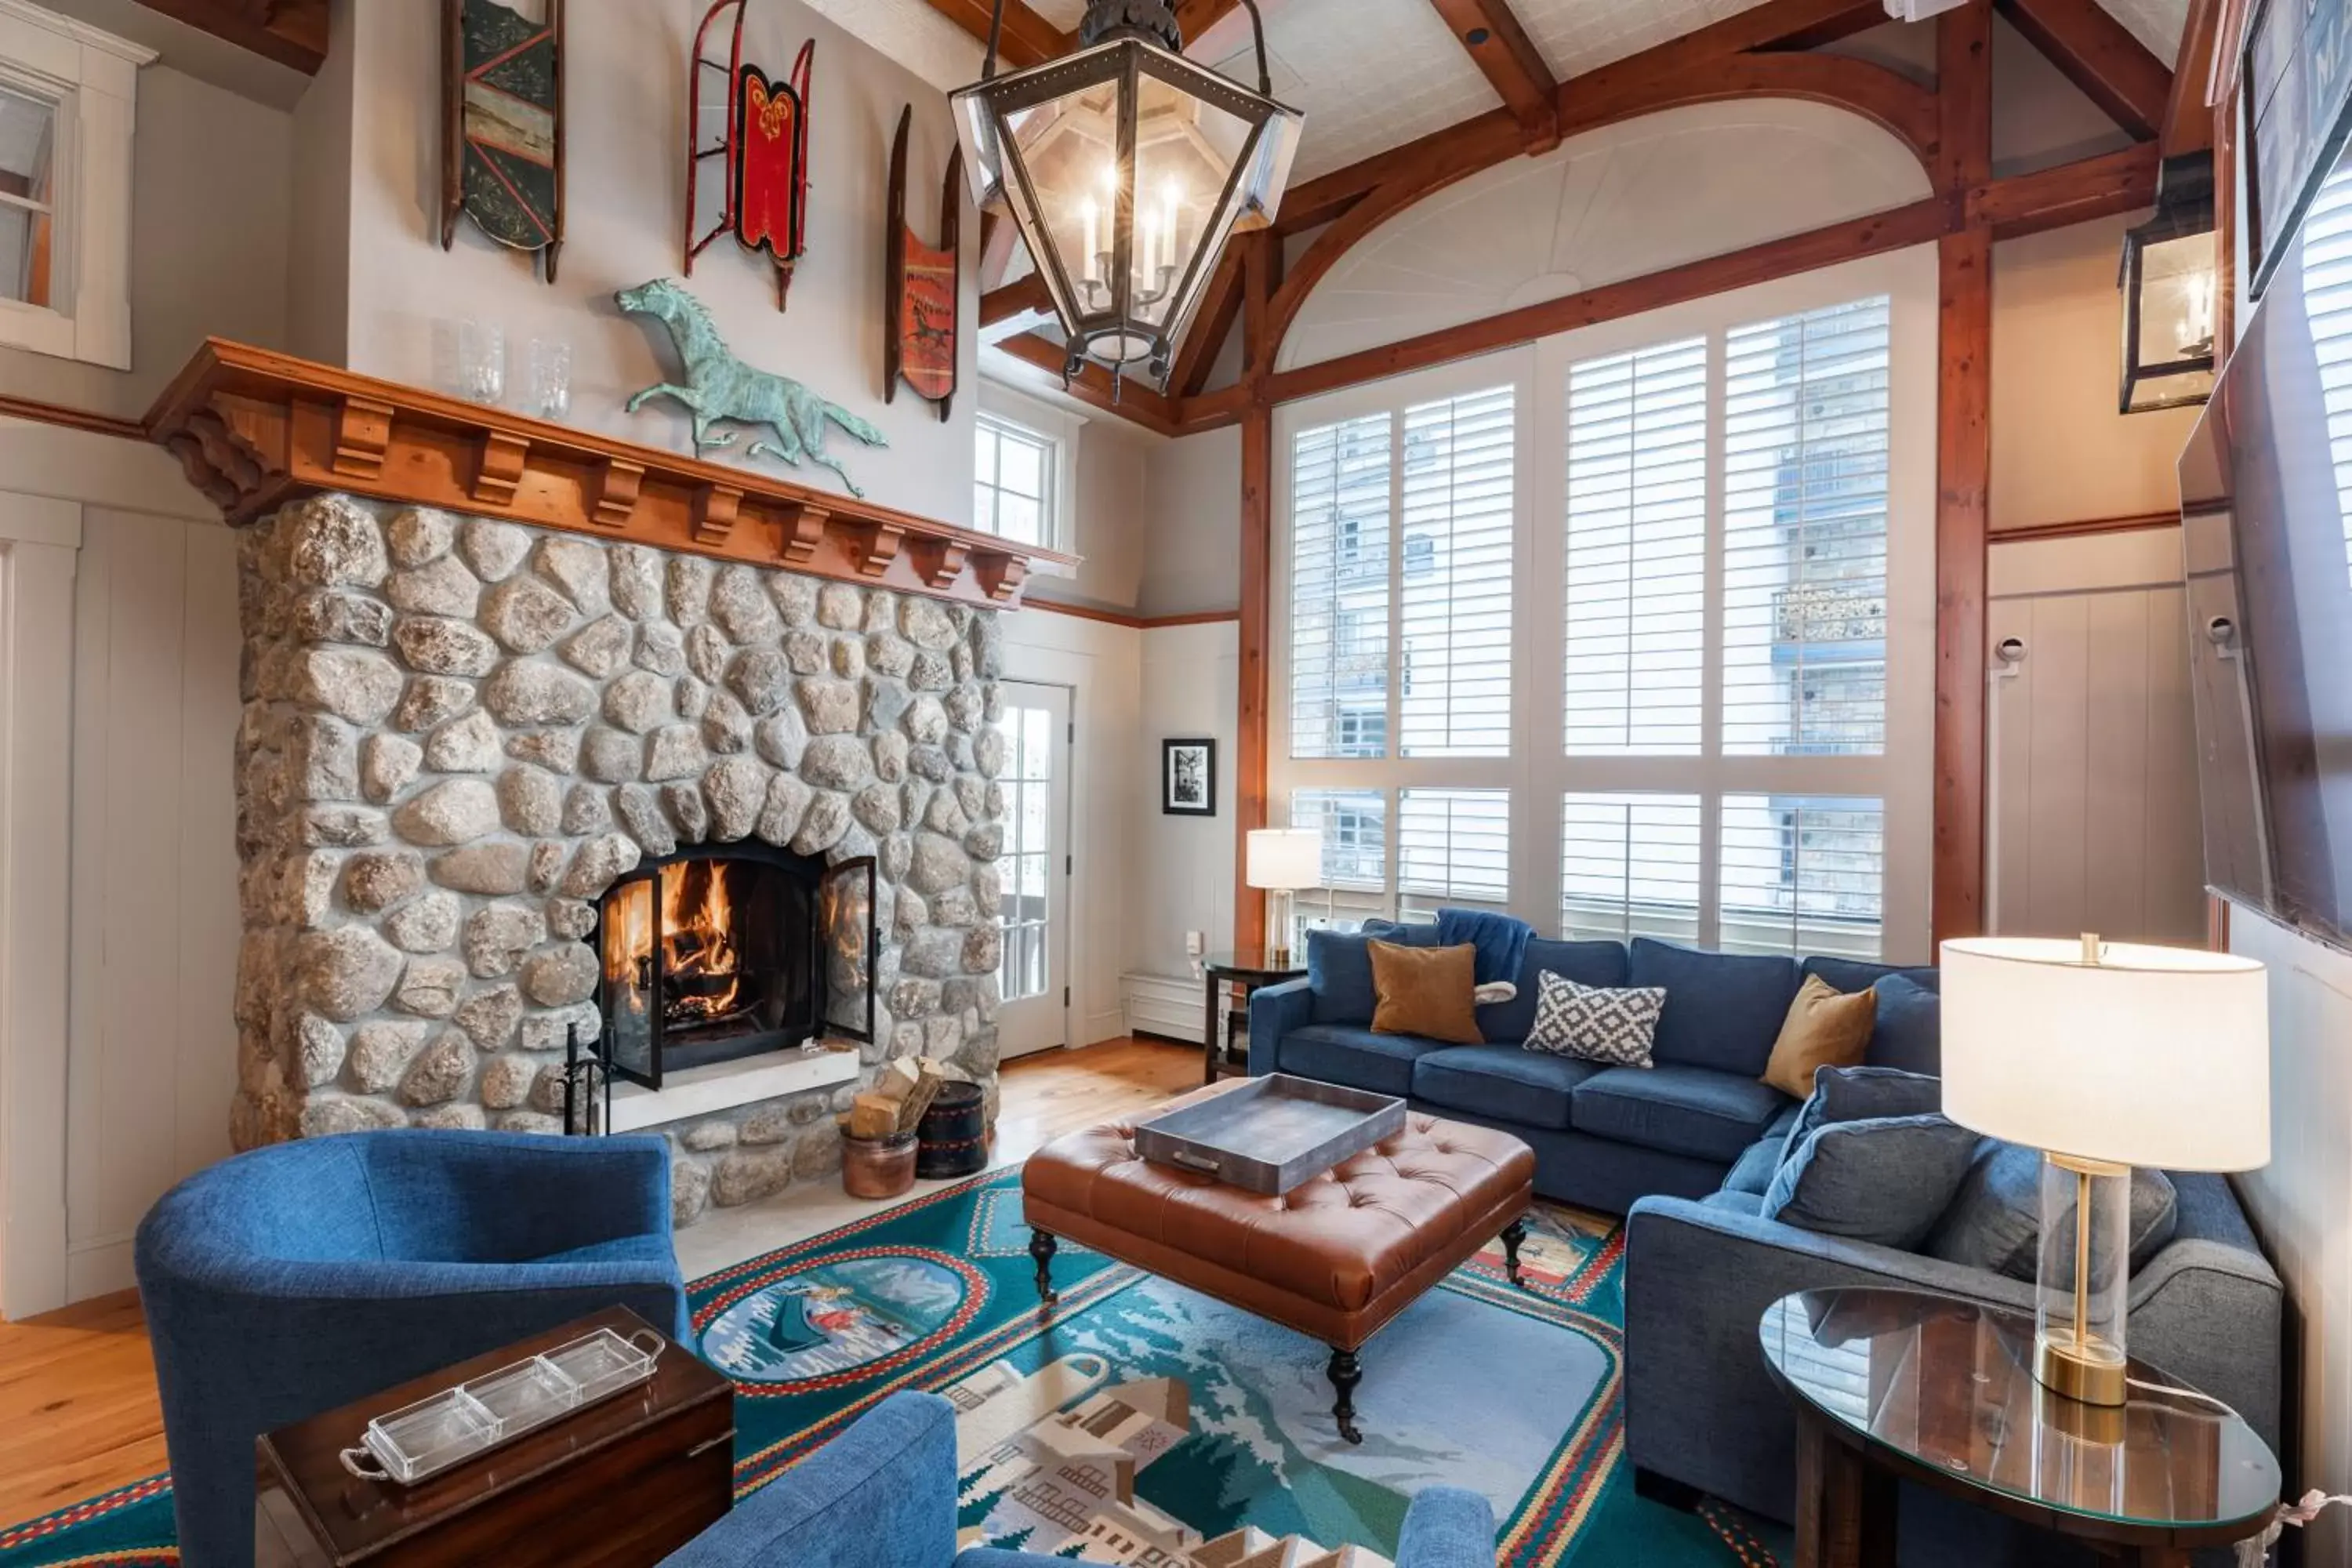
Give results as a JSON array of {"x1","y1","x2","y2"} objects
[{"x1": 602, "y1": 862, "x2": 756, "y2": 1036}]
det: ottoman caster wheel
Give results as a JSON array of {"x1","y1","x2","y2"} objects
[
  {"x1": 1029, "y1": 1229, "x2": 1058, "y2": 1312},
  {"x1": 1327, "y1": 1348, "x2": 1363, "y2": 1445}
]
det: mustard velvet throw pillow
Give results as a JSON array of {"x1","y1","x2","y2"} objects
[
  {"x1": 1760, "y1": 975, "x2": 1879, "y2": 1099},
  {"x1": 1367, "y1": 940, "x2": 1483, "y2": 1045}
]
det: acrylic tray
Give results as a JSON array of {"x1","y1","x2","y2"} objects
[{"x1": 338, "y1": 1326, "x2": 665, "y2": 1486}]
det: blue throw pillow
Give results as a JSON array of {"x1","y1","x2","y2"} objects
[
  {"x1": 1762, "y1": 1113, "x2": 1982, "y2": 1250},
  {"x1": 1867, "y1": 974, "x2": 1942, "y2": 1076},
  {"x1": 1782, "y1": 1065, "x2": 1944, "y2": 1165},
  {"x1": 1926, "y1": 1141, "x2": 2180, "y2": 1280},
  {"x1": 1306, "y1": 924, "x2": 1436, "y2": 1025},
  {"x1": 1626, "y1": 938, "x2": 1800, "y2": 1076}
]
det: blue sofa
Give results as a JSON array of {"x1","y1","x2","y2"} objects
[
  {"x1": 1247, "y1": 931, "x2": 1940, "y2": 1214},
  {"x1": 135, "y1": 1130, "x2": 689, "y2": 1568},
  {"x1": 662, "y1": 1389, "x2": 1495, "y2": 1568}
]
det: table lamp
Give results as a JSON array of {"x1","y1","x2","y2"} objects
[
  {"x1": 1940, "y1": 935, "x2": 2268, "y2": 1406},
  {"x1": 1247, "y1": 828, "x2": 1323, "y2": 967}
]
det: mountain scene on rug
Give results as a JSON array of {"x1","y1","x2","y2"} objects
[{"x1": 0, "y1": 1170, "x2": 1789, "y2": 1568}]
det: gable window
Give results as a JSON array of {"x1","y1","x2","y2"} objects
[
  {"x1": 0, "y1": 5, "x2": 148, "y2": 368},
  {"x1": 975, "y1": 412, "x2": 1054, "y2": 546},
  {"x1": 1270, "y1": 252, "x2": 1930, "y2": 960}
]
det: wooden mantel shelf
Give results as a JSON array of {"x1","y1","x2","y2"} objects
[{"x1": 145, "y1": 340, "x2": 1076, "y2": 608}]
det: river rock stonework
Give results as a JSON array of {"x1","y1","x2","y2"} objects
[{"x1": 230, "y1": 494, "x2": 1007, "y2": 1225}]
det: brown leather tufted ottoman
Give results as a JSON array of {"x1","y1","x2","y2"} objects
[{"x1": 1021, "y1": 1080, "x2": 1536, "y2": 1443}]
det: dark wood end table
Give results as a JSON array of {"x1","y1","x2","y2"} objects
[
  {"x1": 1200, "y1": 949, "x2": 1307, "y2": 1085},
  {"x1": 1759, "y1": 1287, "x2": 2281, "y2": 1568},
  {"x1": 256, "y1": 1305, "x2": 733, "y2": 1568}
]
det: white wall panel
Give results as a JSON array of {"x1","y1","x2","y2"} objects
[
  {"x1": 1986, "y1": 528, "x2": 2205, "y2": 945},
  {"x1": 63, "y1": 507, "x2": 238, "y2": 1301}
]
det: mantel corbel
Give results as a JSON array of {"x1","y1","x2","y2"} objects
[{"x1": 144, "y1": 340, "x2": 1076, "y2": 610}]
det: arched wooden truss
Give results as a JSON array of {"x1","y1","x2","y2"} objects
[{"x1": 942, "y1": 0, "x2": 2230, "y2": 953}]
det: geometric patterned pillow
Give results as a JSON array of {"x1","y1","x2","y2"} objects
[{"x1": 1522, "y1": 969, "x2": 1666, "y2": 1068}]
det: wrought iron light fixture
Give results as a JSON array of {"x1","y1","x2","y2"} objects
[
  {"x1": 953, "y1": 0, "x2": 1302, "y2": 386},
  {"x1": 2119, "y1": 151, "x2": 2219, "y2": 414}
]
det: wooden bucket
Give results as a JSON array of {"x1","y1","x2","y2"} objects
[{"x1": 915, "y1": 1082, "x2": 987, "y2": 1179}]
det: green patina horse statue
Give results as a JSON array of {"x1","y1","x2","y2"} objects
[{"x1": 617, "y1": 278, "x2": 888, "y2": 498}]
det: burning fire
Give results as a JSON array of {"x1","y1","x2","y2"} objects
[{"x1": 600, "y1": 861, "x2": 748, "y2": 1030}]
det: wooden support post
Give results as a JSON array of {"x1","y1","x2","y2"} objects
[{"x1": 1236, "y1": 232, "x2": 1277, "y2": 955}]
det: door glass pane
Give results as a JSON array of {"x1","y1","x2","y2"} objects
[{"x1": 996, "y1": 699, "x2": 1058, "y2": 1002}]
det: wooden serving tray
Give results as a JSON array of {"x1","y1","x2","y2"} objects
[{"x1": 1133, "y1": 1074, "x2": 1405, "y2": 1194}]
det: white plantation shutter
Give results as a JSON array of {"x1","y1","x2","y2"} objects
[
  {"x1": 1560, "y1": 792, "x2": 1704, "y2": 943},
  {"x1": 1400, "y1": 386, "x2": 1515, "y2": 757},
  {"x1": 2301, "y1": 166, "x2": 2352, "y2": 589},
  {"x1": 1563, "y1": 337, "x2": 1708, "y2": 755},
  {"x1": 1397, "y1": 788, "x2": 1510, "y2": 914},
  {"x1": 1289, "y1": 414, "x2": 1392, "y2": 759},
  {"x1": 1719, "y1": 793, "x2": 1886, "y2": 957},
  {"x1": 1722, "y1": 297, "x2": 1891, "y2": 757}
]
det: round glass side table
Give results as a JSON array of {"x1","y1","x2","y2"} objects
[{"x1": 1759, "y1": 1287, "x2": 2280, "y2": 1567}]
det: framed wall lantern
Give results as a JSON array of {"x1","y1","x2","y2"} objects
[
  {"x1": 2118, "y1": 151, "x2": 2220, "y2": 414},
  {"x1": 949, "y1": 0, "x2": 1301, "y2": 387}
]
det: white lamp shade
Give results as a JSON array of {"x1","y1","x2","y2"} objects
[
  {"x1": 1939, "y1": 937, "x2": 2270, "y2": 1172},
  {"x1": 1246, "y1": 829, "x2": 1323, "y2": 891}
]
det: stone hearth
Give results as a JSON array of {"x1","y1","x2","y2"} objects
[{"x1": 230, "y1": 493, "x2": 1007, "y2": 1225}]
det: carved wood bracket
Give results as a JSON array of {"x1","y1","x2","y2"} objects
[{"x1": 145, "y1": 340, "x2": 1076, "y2": 610}]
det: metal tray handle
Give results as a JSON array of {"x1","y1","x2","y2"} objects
[
  {"x1": 1166, "y1": 1149, "x2": 1221, "y2": 1174},
  {"x1": 339, "y1": 1446, "x2": 391, "y2": 1482}
]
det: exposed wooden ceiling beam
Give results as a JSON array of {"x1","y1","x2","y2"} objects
[
  {"x1": 980, "y1": 274, "x2": 1053, "y2": 328},
  {"x1": 1275, "y1": 0, "x2": 1894, "y2": 234},
  {"x1": 2161, "y1": 0, "x2": 2225, "y2": 154},
  {"x1": 1169, "y1": 249, "x2": 1249, "y2": 397},
  {"x1": 993, "y1": 333, "x2": 1186, "y2": 436},
  {"x1": 1428, "y1": 0, "x2": 1562, "y2": 150},
  {"x1": 1170, "y1": 140, "x2": 2162, "y2": 434},
  {"x1": 132, "y1": 0, "x2": 326, "y2": 73},
  {"x1": 918, "y1": 0, "x2": 1073, "y2": 71},
  {"x1": 1994, "y1": 0, "x2": 2172, "y2": 141}
]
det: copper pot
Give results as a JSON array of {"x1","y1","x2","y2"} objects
[{"x1": 840, "y1": 1130, "x2": 919, "y2": 1200}]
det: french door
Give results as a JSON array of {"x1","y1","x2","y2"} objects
[{"x1": 993, "y1": 681, "x2": 1072, "y2": 1059}]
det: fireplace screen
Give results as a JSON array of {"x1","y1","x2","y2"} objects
[{"x1": 597, "y1": 844, "x2": 875, "y2": 1089}]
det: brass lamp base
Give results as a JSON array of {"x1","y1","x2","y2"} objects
[{"x1": 2034, "y1": 1327, "x2": 2128, "y2": 1406}]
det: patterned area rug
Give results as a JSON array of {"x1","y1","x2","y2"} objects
[{"x1": 0, "y1": 1169, "x2": 1790, "y2": 1566}]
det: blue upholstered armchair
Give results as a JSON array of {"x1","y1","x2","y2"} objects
[
  {"x1": 662, "y1": 1390, "x2": 1497, "y2": 1568},
  {"x1": 134, "y1": 1129, "x2": 688, "y2": 1568}
]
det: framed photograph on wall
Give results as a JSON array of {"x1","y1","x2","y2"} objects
[
  {"x1": 2244, "y1": 0, "x2": 2352, "y2": 296},
  {"x1": 1162, "y1": 739, "x2": 1217, "y2": 817}
]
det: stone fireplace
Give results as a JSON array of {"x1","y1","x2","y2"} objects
[{"x1": 229, "y1": 492, "x2": 1010, "y2": 1226}]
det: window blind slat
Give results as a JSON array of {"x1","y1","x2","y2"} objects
[
  {"x1": 1564, "y1": 336, "x2": 1708, "y2": 756},
  {"x1": 1401, "y1": 386, "x2": 1516, "y2": 758},
  {"x1": 1290, "y1": 415, "x2": 1392, "y2": 759},
  {"x1": 1722, "y1": 296, "x2": 1891, "y2": 758}
]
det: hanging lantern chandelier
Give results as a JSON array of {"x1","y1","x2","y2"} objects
[{"x1": 952, "y1": 0, "x2": 1303, "y2": 387}]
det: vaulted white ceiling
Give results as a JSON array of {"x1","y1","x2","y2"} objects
[{"x1": 837, "y1": 0, "x2": 2190, "y2": 187}]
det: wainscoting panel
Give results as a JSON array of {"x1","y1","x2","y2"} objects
[{"x1": 64, "y1": 510, "x2": 241, "y2": 1302}]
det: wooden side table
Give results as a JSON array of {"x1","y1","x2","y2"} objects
[
  {"x1": 1200, "y1": 949, "x2": 1306, "y2": 1085},
  {"x1": 256, "y1": 1305, "x2": 733, "y2": 1568},
  {"x1": 1759, "y1": 1287, "x2": 2280, "y2": 1568}
]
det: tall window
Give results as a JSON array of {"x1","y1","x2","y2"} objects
[
  {"x1": 974, "y1": 412, "x2": 1055, "y2": 546},
  {"x1": 1272, "y1": 268, "x2": 1917, "y2": 960}
]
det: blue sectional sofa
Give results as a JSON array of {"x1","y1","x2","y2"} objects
[
  {"x1": 1247, "y1": 929, "x2": 1940, "y2": 1214},
  {"x1": 1248, "y1": 928, "x2": 2287, "y2": 1566}
]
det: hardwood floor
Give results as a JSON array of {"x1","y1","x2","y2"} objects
[{"x1": 0, "y1": 1034, "x2": 1201, "y2": 1532}]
